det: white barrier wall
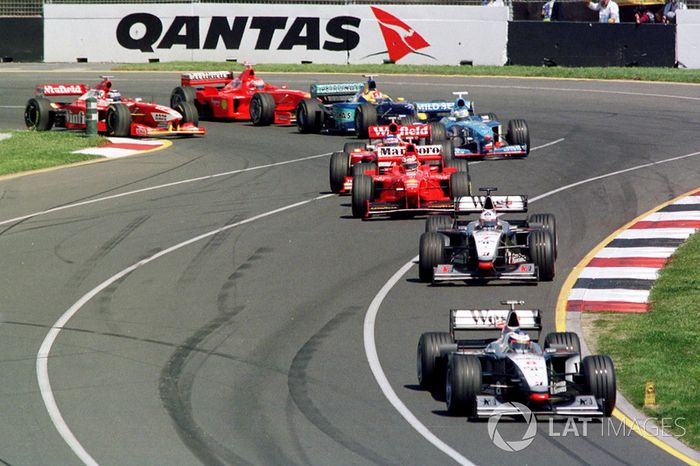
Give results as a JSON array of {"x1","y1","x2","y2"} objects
[
  {"x1": 677, "y1": 10, "x2": 700, "y2": 69},
  {"x1": 44, "y1": 4, "x2": 508, "y2": 65}
]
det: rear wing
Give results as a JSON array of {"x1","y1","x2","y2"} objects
[
  {"x1": 368, "y1": 123, "x2": 430, "y2": 140},
  {"x1": 310, "y1": 82, "x2": 364, "y2": 102},
  {"x1": 414, "y1": 101, "x2": 454, "y2": 117},
  {"x1": 374, "y1": 144, "x2": 444, "y2": 164},
  {"x1": 454, "y1": 195, "x2": 528, "y2": 214},
  {"x1": 37, "y1": 83, "x2": 87, "y2": 97},
  {"x1": 450, "y1": 309, "x2": 541, "y2": 333},
  {"x1": 180, "y1": 71, "x2": 234, "y2": 87}
]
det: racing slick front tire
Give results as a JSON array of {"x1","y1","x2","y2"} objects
[
  {"x1": 355, "y1": 103, "x2": 378, "y2": 139},
  {"x1": 440, "y1": 140, "x2": 455, "y2": 163},
  {"x1": 417, "y1": 332, "x2": 452, "y2": 391},
  {"x1": 419, "y1": 232, "x2": 446, "y2": 282},
  {"x1": 351, "y1": 174, "x2": 373, "y2": 218},
  {"x1": 170, "y1": 86, "x2": 196, "y2": 109},
  {"x1": 446, "y1": 354, "x2": 481, "y2": 417},
  {"x1": 250, "y1": 92, "x2": 276, "y2": 126},
  {"x1": 24, "y1": 97, "x2": 54, "y2": 131},
  {"x1": 450, "y1": 171, "x2": 472, "y2": 198},
  {"x1": 343, "y1": 141, "x2": 366, "y2": 155},
  {"x1": 429, "y1": 122, "x2": 447, "y2": 143},
  {"x1": 444, "y1": 159, "x2": 468, "y2": 173},
  {"x1": 425, "y1": 215, "x2": 452, "y2": 233},
  {"x1": 480, "y1": 112, "x2": 498, "y2": 122},
  {"x1": 544, "y1": 332, "x2": 581, "y2": 354},
  {"x1": 352, "y1": 162, "x2": 377, "y2": 177},
  {"x1": 296, "y1": 98, "x2": 323, "y2": 133},
  {"x1": 329, "y1": 151, "x2": 350, "y2": 193},
  {"x1": 528, "y1": 213, "x2": 558, "y2": 258},
  {"x1": 529, "y1": 229, "x2": 555, "y2": 281},
  {"x1": 506, "y1": 119, "x2": 530, "y2": 156},
  {"x1": 105, "y1": 104, "x2": 132, "y2": 137},
  {"x1": 175, "y1": 101, "x2": 199, "y2": 127},
  {"x1": 583, "y1": 355, "x2": 616, "y2": 417}
]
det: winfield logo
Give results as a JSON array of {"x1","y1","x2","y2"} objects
[
  {"x1": 369, "y1": 124, "x2": 430, "y2": 138},
  {"x1": 368, "y1": 7, "x2": 434, "y2": 63},
  {"x1": 42, "y1": 84, "x2": 85, "y2": 96}
]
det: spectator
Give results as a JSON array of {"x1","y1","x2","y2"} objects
[
  {"x1": 635, "y1": 5, "x2": 656, "y2": 23},
  {"x1": 542, "y1": 0, "x2": 560, "y2": 21},
  {"x1": 587, "y1": 0, "x2": 620, "y2": 23},
  {"x1": 662, "y1": 0, "x2": 686, "y2": 24}
]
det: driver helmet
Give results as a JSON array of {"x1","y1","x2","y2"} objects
[
  {"x1": 383, "y1": 134, "x2": 400, "y2": 146},
  {"x1": 107, "y1": 89, "x2": 121, "y2": 101},
  {"x1": 251, "y1": 78, "x2": 265, "y2": 90},
  {"x1": 402, "y1": 154, "x2": 419, "y2": 171},
  {"x1": 508, "y1": 330, "x2": 531, "y2": 353},
  {"x1": 479, "y1": 209, "x2": 498, "y2": 229},
  {"x1": 452, "y1": 107, "x2": 470, "y2": 120}
]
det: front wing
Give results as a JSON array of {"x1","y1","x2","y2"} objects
[
  {"x1": 130, "y1": 123, "x2": 206, "y2": 137},
  {"x1": 476, "y1": 395, "x2": 603, "y2": 417},
  {"x1": 433, "y1": 263, "x2": 538, "y2": 282},
  {"x1": 455, "y1": 144, "x2": 528, "y2": 159}
]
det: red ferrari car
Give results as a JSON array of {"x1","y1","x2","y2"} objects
[
  {"x1": 351, "y1": 144, "x2": 472, "y2": 219},
  {"x1": 170, "y1": 65, "x2": 310, "y2": 125},
  {"x1": 24, "y1": 76, "x2": 205, "y2": 137},
  {"x1": 330, "y1": 122, "x2": 455, "y2": 194}
]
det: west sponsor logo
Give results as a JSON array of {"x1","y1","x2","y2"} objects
[{"x1": 116, "y1": 13, "x2": 361, "y2": 52}]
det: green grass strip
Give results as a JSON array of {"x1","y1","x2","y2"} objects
[
  {"x1": 0, "y1": 130, "x2": 103, "y2": 176},
  {"x1": 590, "y1": 232, "x2": 700, "y2": 449},
  {"x1": 113, "y1": 62, "x2": 700, "y2": 84}
]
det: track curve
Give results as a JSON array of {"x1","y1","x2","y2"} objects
[{"x1": 0, "y1": 69, "x2": 698, "y2": 465}]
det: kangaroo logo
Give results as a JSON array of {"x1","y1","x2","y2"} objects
[{"x1": 367, "y1": 7, "x2": 434, "y2": 62}]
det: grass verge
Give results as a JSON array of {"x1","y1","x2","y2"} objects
[
  {"x1": 0, "y1": 130, "x2": 104, "y2": 176},
  {"x1": 584, "y1": 232, "x2": 700, "y2": 450},
  {"x1": 113, "y1": 62, "x2": 700, "y2": 83}
]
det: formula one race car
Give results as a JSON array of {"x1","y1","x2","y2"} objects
[
  {"x1": 351, "y1": 144, "x2": 471, "y2": 218},
  {"x1": 329, "y1": 122, "x2": 456, "y2": 193},
  {"x1": 418, "y1": 187, "x2": 556, "y2": 283},
  {"x1": 25, "y1": 76, "x2": 205, "y2": 137},
  {"x1": 297, "y1": 75, "x2": 427, "y2": 138},
  {"x1": 432, "y1": 92, "x2": 530, "y2": 159},
  {"x1": 417, "y1": 301, "x2": 616, "y2": 418},
  {"x1": 170, "y1": 64, "x2": 309, "y2": 125}
]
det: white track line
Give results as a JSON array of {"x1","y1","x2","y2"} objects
[
  {"x1": 362, "y1": 146, "x2": 700, "y2": 465},
  {"x1": 37, "y1": 193, "x2": 334, "y2": 466},
  {"x1": 0, "y1": 152, "x2": 331, "y2": 227}
]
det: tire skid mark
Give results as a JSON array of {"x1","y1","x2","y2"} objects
[
  {"x1": 288, "y1": 307, "x2": 397, "y2": 466},
  {"x1": 217, "y1": 247, "x2": 272, "y2": 315},
  {"x1": 159, "y1": 308, "x2": 253, "y2": 466},
  {"x1": 66, "y1": 216, "x2": 150, "y2": 290}
]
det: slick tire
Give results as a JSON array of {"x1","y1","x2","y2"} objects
[
  {"x1": 343, "y1": 141, "x2": 366, "y2": 156},
  {"x1": 450, "y1": 171, "x2": 472, "y2": 198},
  {"x1": 529, "y1": 229, "x2": 555, "y2": 281},
  {"x1": 446, "y1": 354, "x2": 481, "y2": 417},
  {"x1": 250, "y1": 92, "x2": 276, "y2": 126},
  {"x1": 355, "y1": 103, "x2": 377, "y2": 139},
  {"x1": 175, "y1": 101, "x2": 199, "y2": 126},
  {"x1": 296, "y1": 98, "x2": 323, "y2": 133},
  {"x1": 425, "y1": 215, "x2": 452, "y2": 233},
  {"x1": 352, "y1": 162, "x2": 377, "y2": 177},
  {"x1": 429, "y1": 122, "x2": 447, "y2": 143},
  {"x1": 506, "y1": 119, "x2": 530, "y2": 156},
  {"x1": 329, "y1": 151, "x2": 350, "y2": 193},
  {"x1": 444, "y1": 159, "x2": 468, "y2": 173},
  {"x1": 105, "y1": 104, "x2": 132, "y2": 137},
  {"x1": 419, "y1": 232, "x2": 446, "y2": 282},
  {"x1": 417, "y1": 332, "x2": 453, "y2": 391},
  {"x1": 583, "y1": 355, "x2": 617, "y2": 417},
  {"x1": 170, "y1": 86, "x2": 196, "y2": 109},
  {"x1": 441, "y1": 140, "x2": 455, "y2": 163},
  {"x1": 528, "y1": 213, "x2": 558, "y2": 258},
  {"x1": 24, "y1": 97, "x2": 54, "y2": 131},
  {"x1": 351, "y1": 174, "x2": 373, "y2": 218},
  {"x1": 480, "y1": 112, "x2": 498, "y2": 122},
  {"x1": 544, "y1": 332, "x2": 581, "y2": 354}
]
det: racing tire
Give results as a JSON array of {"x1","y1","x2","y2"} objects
[
  {"x1": 354, "y1": 103, "x2": 377, "y2": 139},
  {"x1": 351, "y1": 174, "x2": 373, "y2": 218},
  {"x1": 444, "y1": 159, "x2": 468, "y2": 173},
  {"x1": 401, "y1": 114, "x2": 417, "y2": 125},
  {"x1": 425, "y1": 215, "x2": 452, "y2": 233},
  {"x1": 343, "y1": 141, "x2": 366, "y2": 155},
  {"x1": 544, "y1": 332, "x2": 581, "y2": 354},
  {"x1": 419, "y1": 232, "x2": 446, "y2": 282},
  {"x1": 450, "y1": 171, "x2": 472, "y2": 199},
  {"x1": 296, "y1": 98, "x2": 323, "y2": 133},
  {"x1": 24, "y1": 97, "x2": 54, "y2": 131},
  {"x1": 429, "y1": 122, "x2": 447, "y2": 143},
  {"x1": 446, "y1": 354, "x2": 481, "y2": 417},
  {"x1": 175, "y1": 101, "x2": 199, "y2": 126},
  {"x1": 352, "y1": 162, "x2": 377, "y2": 177},
  {"x1": 440, "y1": 140, "x2": 455, "y2": 162},
  {"x1": 506, "y1": 119, "x2": 530, "y2": 156},
  {"x1": 528, "y1": 213, "x2": 558, "y2": 258},
  {"x1": 529, "y1": 229, "x2": 555, "y2": 281},
  {"x1": 170, "y1": 86, "x2": 196, "y2": 109},
  {"x1": 480, "y1": 112, "x2": 498, "y2": 122},
  {"x1": 417, "y1": 332, "x2": 452, "y2": 391},
  {"x1": 250, "y1": 92, "x2": 276, "y2": 126},
  {"x1": 105, "y1": 104, "x2": 132, "y2": 137},
  {"x1": 329, "y1": 151, "x2": 350, "y2": 193},
  {"x1": 583, "y1": 355, "x2": 616, "y2": 417}
]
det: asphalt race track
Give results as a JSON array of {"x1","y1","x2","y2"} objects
[{"x1": 0, "y1": 68, "x2": 698, "y2": 465}]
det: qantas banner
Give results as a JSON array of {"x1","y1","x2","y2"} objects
[
  {"x1": 44, "y1": 4, "x2": 508, "y2": 65},
  {"x1": 677, "y1": 10, "x2": 700, "y2": 69}
]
